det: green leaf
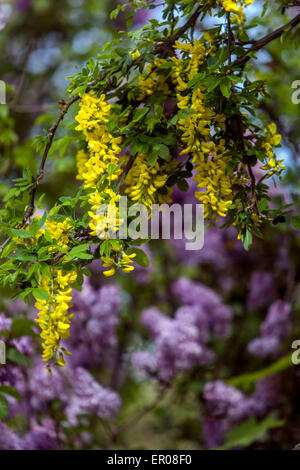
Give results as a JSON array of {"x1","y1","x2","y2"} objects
[
  {"x1": 65, "y1": 244, "x2": 92, "y2": 260},
  {"x1": 217, "y1": 414, "x2": 284, "y2": 450},
  {"x1": 0, "y1": 393, "x2": 9, "y2": 420},
  {"x1": 187, "y1": 72, "x2": 206, "y2": 88},
  {"x1": 132, "y1": 107, "x2": 150, "y2": 123},
  {"x1": 11, "y1": 318, "x2": 37, "y2": 339},
  {"x1": 291, "y1": 215, "x2": 300, "y2": 231},
  {"x1": 6, "y1": 348, "x2": 29, "y2": 367},
  {"x1": 220, "y1": 78, "x2": 232, "y2": 98},
  {"x1": 177, "y1": 179, "x2": 189, "y2": 192},
  {"x1": 11, "y1": 228, "x2": 30, "y2": 239},
  {"x1": 148, "y1": 153, "x2": 158, "y2": 167},
  {"x1": 241, "y1": 229, "x2": 252, "y2": 251},
  {"x1": 0, "y1": 385, "x2": 21, "y2": 401},
  {"x1": 130, "y1": 248, "x2": 149, "y2": 268},
  {"x1": 153, "y1": 143, "x2": 169, "y2": 161},
  {"x1": 32, "y1": 287, "x2": 49, "y2": 301},
  {"x1": 227, "y1": 353, "x2": 293, "y2": 390}
]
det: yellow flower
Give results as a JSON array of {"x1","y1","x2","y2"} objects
[
  {"x1": 103, "y1": 267, "x2": 116, "y2": 277},
  {"x1": 125, "y1": 153, "x2": 176, "y2": 208},
  {"x1": 130, "y1": 49, "x2": 140, "y2": 61},
  {"x1": 34, "y1": 269, "x2": 77, "y2": 371},
  {"x1": 260, "y1": 122, "x2": 285, "y2": 178},
  {"x1": 75, "y1": 92, "x2": 124, "y2": 240}
]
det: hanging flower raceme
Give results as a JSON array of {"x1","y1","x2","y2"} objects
[
  {"x1": 35, "y1": 269, "x2": 77, "y2": 373},
  {"x1": 125, "y1": 153, "x2": 175, "y2": 209},
  {"x1": 172, "y1": 39, "x2": 235, "y2": 222},
  {"x1": 137, "y1": 58, "x2": 169, "y2": 100},
  {"x1": 260, "y1": 123, "x2": 285, "y2": 178},
  {"x1": 75, "y1": 91, "x2": 124, "y2": 255},
  {"x1": 33, "y1": 217, "x2": 77, "y2": 372}
]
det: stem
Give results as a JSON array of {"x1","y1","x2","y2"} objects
[
  {"x1": 227, "y1": 13, "x2": 232, "y2": 68},
  {"x1": 234, "y1": 13, "x2": 300, "y2": 68}
]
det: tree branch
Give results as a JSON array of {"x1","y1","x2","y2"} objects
[{"x1": 154, "y1": 5, "x2": 202, "y2": 56}]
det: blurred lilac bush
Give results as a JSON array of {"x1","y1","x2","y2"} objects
[{"x1": 0, "y1": 171, "x2": 299, "y2": 449}]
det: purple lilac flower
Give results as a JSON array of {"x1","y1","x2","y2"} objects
[
  {"x1": 142, "y1": 307, "x2": 172, "y2": 339},
  {"x1": 249, "y1": 376, "x2": 280, "y2": 417},
  {"x1": 132, "y1": 8, "x2": 150, "y2": 26},
  {"x1": 247, "y1": 271, "x2": 277, "y2": 310},
  {"x1": 0, "y1": 364, "x2": 26, "y2": 392},
  {"x1": 203, "y1": 375, "x2": 281, "y2": 448},
  {"x1": 65, "y1": 367, "x2": 121, "y2": 426},
  {"x1": 28, "y1": 360, "x2": 68, "y2": 412},
  {"x1": 155, "y1": 320, "x2": 214, "y2": 382},
  {"x1": 248, "y1": 300, "x2": 291, "y2": 358},
  {"x1": 0, "y1": 313, "x2": 12, "y2": 332},
  {"x1": 136, "y1": 304, "x2": 216, "y2": 382},
  {"x1": 202, "y1": 415, "x2": 227, "y2": 448},
  {"x1": 12, "y1": 336, "x2": 35, "y2": 356},
  {"x1": 133, "y1": 279, "x2": 233, "y2": 382},
  {"x1": 175, "y1": 305, "x2": 210, "y2": 343},
  {"x1": 23, "y1": 419, "x2": 58, "y2": 450},
  {"x1": 0, "y1": 422, "x2": 24, "y2": 450},
  {"x1": 66, "y1": 280, "x2": 121, "y2": 368},
  {"x1": 172, "y1": 277, "x2": 233, "y2": 338},
  {"x1": 132, "y1": 351, "x2": 158, "y2": 376},
  {"x1": 204, "y1": 381, "x2": 252, "y2": 422}
]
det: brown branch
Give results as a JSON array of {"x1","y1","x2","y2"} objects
[
  {"x1": 227, "y1": 12, "x2": 233, "y2": 68},
  {"x1": 154, "y1": 5, "x2": 202, "y2": 56},
  {"x1": 105, "y1": 387, "x2": 168, "y2": 449},
  {"x1": 234, "y1": 12, "x2": 300, "y2": 68}
]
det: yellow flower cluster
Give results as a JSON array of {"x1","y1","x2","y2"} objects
[
  {"x1": 102, "y1": 251, "x2": 136, "y2": 277},
  {"x1": 130, "y1": 49, "x2": 141, "y2": 61},
  {"x1": 125, "y1": 153, "x2": 175, "y2": 209},
  {"x1": 172, "y1": 40, "x2": 233, "y2": 221},
  {"x1": 137, "y1": 58, "x2": 169, "y2": 100},
  {"x1": 75, "y1": 92, "x2": 123, "y2": 239},
  {"x1": 193, "y1": 140, "x2": 233, "y2": 218},
  {"x1": 260, "y1": 123, "x2": 285, "y2": 178},
  {"x1": 76, "y1": 149, "x2": 89, "y2": 181},
  {"x1": 88, "y1": 188, "x2": 122, "y2": 239},
  {"x1": 35, "y1": 269, "x2": 77, "y2": 371},
  {"x1": 45, "y1": 217, "x2": 73, "y2": 251},
  {"x1": 75, "y1": 92, "x2": 122, "y2": 189},
  {"x1": 232, "y1": 202, "x2": 262, "y2": 240},
  {"x1": 32, "y1": 217, "x2": 77, "y2": 371},
  {"x1": 173, "y1": 40, "x2": 207, "y2": 86},
  {"x1": 75, "y1": 92, "x2": 138, "y2": 277},
  {"x1": 221, "y1": 0, "x2": 253, "y2": 23}
]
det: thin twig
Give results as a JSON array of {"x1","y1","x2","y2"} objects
[
  {"x1": 234, "y1": 13, "x2": 300, "y2": 68},
  {"x1": 154, "y1": 5, "x2": 202, "y2": 56},
  {"x1": 106, "y1": 388, "x2": 168, "y2": 449},
  {"x1": 227, "y1": 13, "x2": 233, "y2": 68}
]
